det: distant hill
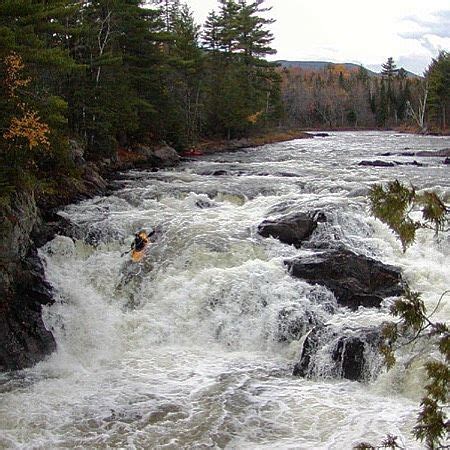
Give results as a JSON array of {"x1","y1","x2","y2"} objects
[{"x1": 276, "y1": 60, "x2": 419, "y2": 78}]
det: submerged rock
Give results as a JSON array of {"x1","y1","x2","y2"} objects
[
  {"x1": 258, "y1": 212, "x2": 321, "y2": 248},
  {"x1": 293, "y1": 325, "x2": 382, "y2": 381},
  {"x1": 415, "y1": 148, "x2": 450, "y2": 157},
  {"x1": 275, "y1": 306, "x2": 323, "y2": 343},
  {"x1": 284, "y1": 249, "x2": 404, "y2": 310},
  {"x1": 358, "y1": 160, "x2": 395, "y2": 167}
]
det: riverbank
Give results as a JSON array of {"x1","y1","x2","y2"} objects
[{"x1": 195, "y1": 130, "x2": 313, "y2": 154}]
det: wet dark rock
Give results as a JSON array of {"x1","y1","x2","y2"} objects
[
  {"x1": 210, "y1": 170, "x2": 229, "y2": 176},
  {"x1": 415, "y1": 148, "x2": 450, "y2": 157},
  {"x1": 275, "y1": 306, "x2": 322, "y2": 343},
  {"x1": 358, "y1": 160, "x2": 395, "y2": 167},
  {"x1": 0, "y1": 193, "x2": 60, "y2": 372},
  {"x1": 444, "y1": 157, "x2": 450, "y2": 165},
  {"x1": 31, "y1": 213, "x2": 73, "y2": 249},
  {"x1": 195, "y1": 199, "x2": 214, "y2": 209},
  {"x1": 255, "y1": 171, "x2": 299, "y2": 177},
  {"x1": 380, "y1": 151, "x2": 419, "y2": 157},
  {"x1": 399, "y1": 160, "x2": 424, "y2": 167},
  {"x1": 258, "y1": 212, "x2": 319, "y2": 248},
  {"x1": 284, "y1": 249, "x2": 404, "y2": 310},
  {"x1": 312, "y1": 133, "x2": 330, "y2": 137},
  {"x1": 293, "y1": 325, "x2": 382, "y2": 381}
]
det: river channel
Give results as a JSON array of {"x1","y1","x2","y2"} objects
[{"x1": 1, "y1": 131, "x2": 449, "y2": 449}]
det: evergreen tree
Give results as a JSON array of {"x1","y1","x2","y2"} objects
[
  {"x1": 0, "y1": 0, "x2": 78, "y2": 196},
  {"x1": 67, "y1": 0, "x2": 166, "y2": 157},
  {"x1": 159, "y1": 2, "x2": 204, "y2": 148},
  {"x1": 376, "y1": 81, "x2": 388, "y2": 127},
  {"x1": 426, "y1": 51, "x2": 450, "y2": 130},
  {"x1": 202, "y1": 0, "x2": 280, "y2": 139},
  {"x1": 381, "y1": 56, "x2": 398, "y2": 80}
]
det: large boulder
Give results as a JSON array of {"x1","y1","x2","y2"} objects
[
  {"x1": 284, "y1": 249, "x2": 404, "y2": 310},
  {"x1": 258, "y1": 212, "x2": 324, "y2": 248},
  {"x1": 293, "y1": 325, "x2": 383, "y2": 381},
  {"x1": 133, "y1": 143, "x2": 180, "y2": 167}
]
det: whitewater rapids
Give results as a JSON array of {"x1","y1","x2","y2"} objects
[{"x1": 1, "y1": 131, "x2": 449, "y2": 449}]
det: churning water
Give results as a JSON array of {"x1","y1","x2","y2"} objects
[{"x1": 1, "y1": 132, "x2": 449, "y2": 449}]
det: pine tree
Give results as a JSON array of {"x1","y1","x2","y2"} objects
[
  {"x1": 202, "y1": 0, "x2": 280, "y2": 139},
  {"x1": 426, "y1": 51, "x2": 450, "y2": 130},
  {"x1": 376, "y1": 81, "x2": 388, "y2": 127},
  {"x1": 381, "y1": 56, "x2": 398, "y2": 80}
]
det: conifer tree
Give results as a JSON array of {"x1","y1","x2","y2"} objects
[{"x1": 426, "y1": 51, "x2": 449, "y2": 130}]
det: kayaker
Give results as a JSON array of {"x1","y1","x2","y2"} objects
[
  {"x1": 129, "y1": 228, "x2": 155, "y2": 262},
  {"x1": 132, "y1": 230, "x2": 149, "y2": 253}
]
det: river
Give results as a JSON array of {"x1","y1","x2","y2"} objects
[{"x1": 1, "y1": 131, "x2": 449, "y2": 449}]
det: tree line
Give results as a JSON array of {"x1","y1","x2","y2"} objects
[
  {"x1": 0, "y1": 0, "x2": 280, "y2": 200},
  {"x1": 280, "y1": 53, "x2": 449, "y2": 132},
  {"x1": 0, "y1": 0, "x2": 448, "y2": 203}
]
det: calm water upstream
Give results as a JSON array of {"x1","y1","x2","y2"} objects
[{"x1": 1, "y1": 131, "x2": 449, "y2": 449}]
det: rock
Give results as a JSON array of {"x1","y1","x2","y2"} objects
[
  {"x1": 0, "y1": 193, "x2": 59, "y2": 372},
  {"x1": 386, "y1": 151, "x2": 416, "y2": 157},
  {"x1": 358, "y1": 160, "x2": 396, "y2": 167},
  {"x1": 152, "y1": 143, "x2": 181, "y2": 166},
  {"x1": 68, "y1": 139, "x2": 86, "y2": 165},
  {"x1": 275, "y1": 306, "x2": 323, "y2": 343},
  {"x1": 83, "y1": 163, "x2": 108, "y2": 194},
  {"x1": 258, "y1": 212, "x2": 319, "y2": 248},
  {"x1": 415, "y1": 148, "x2": 450, "y2": 157},
  {"x1": 195, "y1": 199, "x2": 214, "y2": 209},
  {"x1": 444, "y1": 157, "x2": 450, "y2": 165},
  {"x1": 0, "y1": 249, "x2": 56, "y2": 372},
  {"x1": 133, "y1": 143, "x2": 180, "y2": 167},
  {"x1": 210, "y1": 170, "x2": 229, "y2": 176},
  {"x1": 293, "y1": 325, "x2": 382, "y2": 381},
  {"x1": 312, "y1": 133, "x2": 330, "y2": 137},
  {"x1": 284, "y1": 249, "x2": 404, "y2": 310}
]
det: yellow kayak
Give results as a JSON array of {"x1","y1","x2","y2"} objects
[{"x1": 131, "y1": 248, "x2": 146, "y2": 262}]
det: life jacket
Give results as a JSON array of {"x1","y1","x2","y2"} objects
[{"x1": 134, "y1": 232, "x2": 148, "y2": 251}]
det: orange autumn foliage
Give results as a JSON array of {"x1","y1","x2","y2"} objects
[
  {"x1": 3, "y1": 110, "x2": 50, "y2": 150},
  {"x1": 4, "y1": 52, "x2": 31, "y2": 98},
  {"x1": 247, "y1": 110, "x2": 263, "y2": 124},
  {"x1": 3, "y1": 52, "x2": 51, "y2": 150}
]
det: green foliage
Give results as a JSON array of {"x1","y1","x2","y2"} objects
[
  {"x1": 370, "y1": 182, "x2": 449, "y2": 448},
  {"x1": 369, "y1": 180, "x2": 448, "y2": 252},
  {"x1": 379, "y1": 288, "x2": 450, "y2": 449},
  {"x1": 369, "y1": 180, "x2": 417, "y2": 251},
  {"x1": 202, "y1": 0, "x2": 280, "y2": 139},
  {"x1": 415, "y1": 192, "x2": 447, "y2": 235},
  {"x1": 353, "y1": 434, "x2": 402, "y2": 449},
  {"x1": 426, "y1": 51, "x2": 450, "y2": 130}
]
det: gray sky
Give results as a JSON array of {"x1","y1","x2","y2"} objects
[{"x1": 187, "y1": 0, "x2": 450, "y2": 75}]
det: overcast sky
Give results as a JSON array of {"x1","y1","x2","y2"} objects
[{"x1": 186, "y1": 0, "x2": 450, "y2": 75}]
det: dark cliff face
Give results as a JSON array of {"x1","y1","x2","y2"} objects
[{"x1": 0, "y1": 193, "x2": 56, "y2": 371}]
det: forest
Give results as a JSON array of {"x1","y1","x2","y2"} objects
[
  {"x1": 0, "y1": 0, "x2": 449, "y2": 204},
  {"x1": 281, "y1": 55, "x2": 449, "y2": 131}
]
